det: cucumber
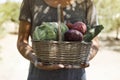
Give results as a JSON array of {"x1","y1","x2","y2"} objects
[{"x1": 83, "y1": 25, "x2": 104, "y2": 42}]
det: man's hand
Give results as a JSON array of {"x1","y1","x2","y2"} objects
[
  {"x1": 34, "y1": 60, "x2": 89, "y2": 70},
  {"x1": 64, "y1": 62, "x2": 89, "y2": 69},
  {"x1": 34, "y1": 60, "x2": 65, "y2": 70},
  {"x1": 34, "y1": 62, "x2": 89, "y2": 70}
]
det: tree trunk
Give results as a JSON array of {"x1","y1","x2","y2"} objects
[{"x1": 115, "y1": 27, "x2": 119, "y2": 40}]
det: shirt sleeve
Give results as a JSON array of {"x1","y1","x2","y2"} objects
[
  {"x1": 87, "y1": 1, "x2": 98, "y2": 26},
  {"x1": 19, "y1": 0, "x2": 32, "y2": 23}
]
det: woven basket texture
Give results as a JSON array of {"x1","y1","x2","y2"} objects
[{"x1": 32, "y1": 40, "x2": 92, "y2": 65}]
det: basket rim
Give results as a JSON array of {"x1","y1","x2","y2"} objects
[{"x1": 32, "y1": 40, "x2": 92, "y2": 44}]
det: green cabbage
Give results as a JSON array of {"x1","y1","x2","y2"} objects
[{"x1": 32, "y1": 22, "x2": 68, "y2": 41}]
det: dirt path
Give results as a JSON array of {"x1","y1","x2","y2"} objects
[
  {"x1": 0, "y1": 34, "x2": 29, "y2": 80},
  {"x1": 86, "y1": 48, "x2": 120, "y2": 80},
  {"x1": 0, "y1": 34, "x2": 120, "y2": 80}
]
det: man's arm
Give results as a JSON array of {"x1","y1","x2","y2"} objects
[
  {"x1": 86, "y1": 1, "x2": 99, "y2": 61},
  {"x1": 89, "y1": 36, "x2": 99, "y2": 61},
  {"x1": 17, "y1": 21, "x2": 65, "y2": 70},
  {"x1": 17, "y1": 21, "x2": 37, "y2": 64}
]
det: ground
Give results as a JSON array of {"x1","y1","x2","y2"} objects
[{"x1": 0, "y1": 33, "x2": 120, "y2": 80}]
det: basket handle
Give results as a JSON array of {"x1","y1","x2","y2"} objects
[
  {"x1": 85, "y1": 0, "x2": 88, "y2": 25},
  {"x1": 57, "y1": 4, "x2": 63, "y2": 42}
]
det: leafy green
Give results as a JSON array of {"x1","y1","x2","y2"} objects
[
  {"x1": 83, "y1": 25, "x2": 104, "y2": 42},
  {"x1": 32, "y1": 22, "x2": 68, "y2": 41}
]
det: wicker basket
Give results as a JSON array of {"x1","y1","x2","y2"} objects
[
  {"x1": 32, "y1": 41, "x2": 92, "y2": 65},
  {"x1": 32, "y1": 5, "x2": 92, "y2": 66}
]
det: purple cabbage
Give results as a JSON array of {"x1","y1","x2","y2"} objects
[{"x1": 64, "y1": 29, "x2": 83, "y2": 41}]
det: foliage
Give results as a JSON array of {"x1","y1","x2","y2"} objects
[
  {"x1": 0, "y1": 1, "x2": 20, "y2": 38},
  {"x1": 0, "y1": 1, "x2": 20, "y2": 25},
  {"x1": 94, "y1": 0, "x2": 120, "y2": 32}
]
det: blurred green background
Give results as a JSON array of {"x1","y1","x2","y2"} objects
[
  {"x1": 0, "y1": 0, "x2": 20, "y2": 38},
  {"x1": 0, "y1": 0, "x2": 120, "y2": 39}
]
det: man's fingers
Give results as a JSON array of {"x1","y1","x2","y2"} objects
[
  {"x1": 36, "y1": 63, "x2": 64, "y2": 70},
  {"x1": 57, "y1": 64, "x2": 64, "y2": 68},
  {"x1": 35, "y1": 62, "x2": 90, "y2": 70},
  {"x1": 65, "y1": 65, "x2": 72, "y2": 68},
  {"x1": 80, "y1": 62, "x2": 90, "y2": 68}
]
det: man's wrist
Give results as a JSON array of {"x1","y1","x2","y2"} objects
[
  {"x1": 34, "y1": 59, "x2": 38, "y2": 67},
  {"x1": 27, "y1": 51, "x2": 37, "y2": 64},
  {"x1": 89, "y1": 45, "x2": 99, "y2": 61}
]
